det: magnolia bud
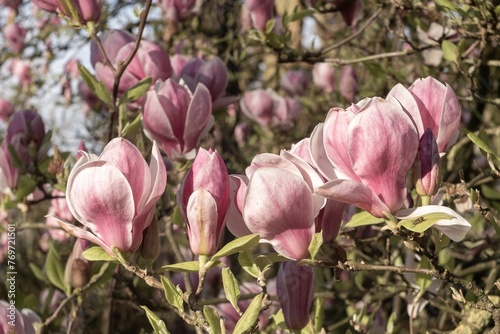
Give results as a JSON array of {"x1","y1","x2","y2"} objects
[{"x1": 413, "y1": 128, "x2": 440, "y2": 196}]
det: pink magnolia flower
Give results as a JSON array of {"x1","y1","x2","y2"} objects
[
  {"x1": 4, "y1": 22, "x2": 26, "y2": 53},
  {"x1": 228, "y1": 151, "x2": 325, "y2": 260},
  {"x1": 179, "y1": 57, "x2": 228, "y2": 102},
  {"x1": 0, "y1": 99, "x2": 14, "y2": 121},
  {"x1": 9, "y1": 59, "x2": 31, "y2": 90},
  {"x1": 413, "y1": 129, "x2": 440, "y2": 196},
  {"x1": 64, "y1": 238, "x2": 91, "y2": 288},
  {"x1": 240, "y1": 89, "x2": 275, "y2": 127},
  {"x1": 142, "y1": 79, "x2": 213, "y2": 160},
  {"x1": 244, "y1": 0, "x2": 274, "y2": 31},
  {"x1": 0, "y1": 0, "x2": 22, "y2": 11},
  {"x1": 280, "y1": 70, "x2": 309, "y2": 96},
  {"x1": 339, "y1": 65, "x2": 358, "y2": 102},
  {"x1": 311, "y1": 97, "x2": 419, "y2": 218},
  {"x1": 160, "y1": 0, "x2": 197, "y2": 22},
  {"x1": 176, "y1": 148, "x2": 230, "y2": 256},
  {"x1": 33, "y1": 0, "x2": 101, "y2": 23},
  {"x1": 277, "y1": 261, "x2": 315, "y2": 330},
  {"x1": 272, "y1": 94, "x2": 302, "y2": 128},
  {"x1": 312, "y1": 62, "x2": 336, "y2": 93},
  {"x1": 55, "y1": 138, "x2": 167, "y2": 255},
  {"x1": 43, "y1": 190, "x2": 72, "y2": 245},
  {"x1": 92, "y1": 30, "x2": 172, "y2": 97},
  {"x1": 0, "y1": 142, "x2": 19, "y2": 195},
  {"x1": 90, "y1": 30, "x2": 135, "y2": 67},
  {"x1": 0, "y1": 300, "x2": 41, "y2": 334},
  {"x1": 170, "y1": 54, "x2": 192, "y2": 79}
]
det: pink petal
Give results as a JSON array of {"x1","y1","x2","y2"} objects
[
  {"x1": 186, "y1": 188, "x2": 220, "y2": 255},
  {"x1": 184, "y1": 83, "x2": 213, "y2": 153},
  {"x1": 309, "y1": 123, "x2": 338, "y2": 180},
  {"x1": 226, "y1": 175, "x2": 251, "y2": 237}
]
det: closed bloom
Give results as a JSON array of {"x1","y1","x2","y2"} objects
[
  {"x1": 240, "y1": 89, "x2": 275, "y2": 127},
  {"x1": 312, "y1": 98, "x2": 419, "y2": 218},
  {"x1": 56, "y1": 138, "x2": 167, "y2": 255},
  {"x1": 160, "y1": 0, "x2": 197, "y2": 22},
  {"x1": 280, "y1": 70, "x2": 309, "y2": 96},
  {"x1": 4, "y1": 22, "x2": 26, "y2": 53},
  {"x1": 244, "y1": 0, "x2": 274, "y2": 31},
  {"x1": 277, "y1": 261, "x2": 315, "y2": 330},
  {"x1": 0, "y1": 99, "x2": 14, "y2": 121},
  {"x1": 9, "y1": 59, "x2": 31, "y2": 90},
  {"x1": 33, "y1": 0, "x2": 101, "y2": 23},
  {"x1": 234, "y1": 152, "x2": 325, "y2": 260},
  {"x1": 387, "y1": 76, "x2": 462, "y2": 153},
  {"x1": 180, "y1": 57, "x2": 228, "y2": 102},
  {"x1": 92, "y1": 30, "x2": 172, "y2": 97},
  {"x1": 176, "y1": 148, "x2": 230, "y2": 256},
  {"x1": 142, "y1": 79, "x2": 213, "y2": 160},
  {"x1": 339, "y1": 65, "x2": 358, "y2": 102},
  {"x1": 413, "y1": 128, "x2": 440, "y2": 196},
  {"x1": 312, "y1": 62, "x2": 336, "y2": 93}
]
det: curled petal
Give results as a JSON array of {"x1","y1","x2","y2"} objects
[
  {"x1": 395, "y1": 205, "x2": 471, "y2": 241},
  {"x1": 186, "y1": 188, "x2": 220, "y2": 255}
]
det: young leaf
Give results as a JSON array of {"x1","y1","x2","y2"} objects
[
  {"x1": 45, "y1": 244, "x2": 67, "y2": 294},
  {"x1": 254, "y1": 255, "x2": 273, "y2": 274},
  {"x1": 210, "y1": 234, "x2": 260, "y2": 263},
  {"x1": 232, "y1": 293, "x2": 263, "y2": 334},
  {"x1": 160, "y1": 276, "x2": 184, "y2": 315},
  {"x1": 467, "y1": 131, "x2": 499, "y2": 158},
  {"x1": 78, "y1": 64, "x2": 113, "y2": 107},
  {"x1": 287, "y1": 8, "x2": 315, "y2": 22},
  {"x1": 398, "y1": 212, "x2": 455, "y2": 233},
  {"x1": 308, "y1": 233, "x2": 323, "y2": 260},
  {"x1": 120, "y1": 77, "x2": 152, "y2": 104},
  {"x1": 238, "y1": 250, "x2": 259, "y2": 278},
  {"x1": 14, "y1": 175, "x2": 37, "y2": 200},
  {"x1": 29, "y1": 263, "x2": 46, "y2": 282},
  {"x1": 203, "y1": 306, "x2": 222, "y2": 334},
  {"x1": 222, "y1": 268, "x2": 241, "y2": 313},
  {"x1": 416, "y1": 256, "x2": 432, "y2": 292},
  {"x1": 442, "y1": 40, "x2": 459, "y2": 64},
  {"x1": 345, "y1": 211, "x2": 385, "y2": 228},
  {"x1": 158, "y1": 261, "x2": 200, "y2": 273},
  {"x1": 121, "y1": 113, "x2": 143, "y2": 137},
  {"x1": 82, "y1": 246, "x2": 116, "y2": 262},
  {"x1": 434, "y1": 0, "x2": 459, "y2": 10},
  {"x1": 141, "y1": 306, "x2": 171, "y2": 334}
]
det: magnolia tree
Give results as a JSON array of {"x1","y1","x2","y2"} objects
[{"x1": 1, "y1": 0, "x2": 499, "y2": 333}]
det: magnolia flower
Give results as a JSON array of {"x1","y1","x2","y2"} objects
[
  {"x1": 56, "y1": 138, "x2": 167, "y2": 255},
  {"x1": 280, "y1": 70, "x2": 309, "y2": 96},
  {"x1": 312, "y1": 97, "x2": 419, "y2": 218},
  {"x1": 176, "y1": 148, "x2": 230, "y2": 256},
  {"x1": 33, "y1": 0, "x2": 101, "y2": 23},
  {"x1": 142, "y1": 79, "x2": 213, "y2": 160},
  {"x1": 244, "y1": 0, "x2": 274, "y2": 31},
  {"x1": 312, "y1": 62, "x2": 336, "y2": 93}
]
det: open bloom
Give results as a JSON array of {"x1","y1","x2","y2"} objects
[
  {"x1": 311, "y1": 97, "x2": 419, "y2": 217},
  {"x1": 176, "y1": 148, "x2": 230, "y2": 256},
  {"x1": 56, "y1": 138, "x2": 167, "y2": 255},
  {"x1": 277, "y1": 261, "x2": 315, "y2": 330},
  {"x1": 228, "y1": 151, "x2": 325, "y2": 260},
  {"x1": 142, "y1": 79, "x2": 213, "y2": 160}
]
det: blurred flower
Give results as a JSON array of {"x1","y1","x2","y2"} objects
[
  {"x1": 339, "y1": 65, "x2": 357, "y2": 102},
  {"x1": 0, "y1": 99, "x2": 14, "y2": 121},
  {"x1": 277, "y1": 261, "x2": 315, "y2": 330},
  {"x1": 0, "y1": 300, "x2": 41, "y2": 334},
  {"x1": 56, "y1": 138, "x2": 167, "y2": 255},
  {"x1": 33, "y1": 0, "x2": 102, "y2": 23},
  {"x1": 412, "y1": 129, "x2": 440, "y2": 196},
  {"x1": 4, "y1": 22, "x2": 26, "y2": 53},
  {"x1": 64, "y1": 238, "x2": 91, "y2": 288},
  {"x1": 160, "y1": 0, "x2": 197, "y2": 22},
  {"x1": 280, "y1": 70, "x2": 309, "y2": 96},
  {"x1": 312, "y1": 98, "x2": 418, "y2": 217},
  {"x1": 170, "y1": 53, "x2": 192, "y2": 79},
  {"x1": 234, "y1": 122, "x2": 249, "y2": 147},
  {"x1": 244, "y1": 0, "x2": 274, "y2": 31},
  {"x1": 176, "y1": 148, "x2": 230, "y2": 256},
  {"x1": 417, "y1": 22, "x2": 459, "y2": 67},
  {"x1": 9, "y1": 59, "x2": 31, "y2": 90},
  {"x1": 312, "y1": 62, "x2": 336, "y2": 93},
  {"x1": 240, "y1": 89, "x2": 275, "y2": 127},
  {"x1": 142, "y1": 79, "x2": 213, "y2": 160},
  {"x1": 179, "y1": 57, "x2": 229, "y2": 103},
  {"x1": 307, "y1": 0, "x2": 363, "y2": 27}
]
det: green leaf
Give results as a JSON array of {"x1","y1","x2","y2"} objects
[
  {"x1": 210, "y1": 234, "x2": 260, "y2": 263},
  {"x1": 314, "y1": 297, "x2": 324, "y2": 333},
  {"x1": 398, "y1": 212, "x2": 455, "y2": 233},
  {"x1": 78, "y1": 64, "x2": 113, "y2": 107},
  {"x1": 158, "y1": 261, "x2": 200, "y2": 273},
  {"x1": 434, "y1": 0, "x2": 459, "y2": 10},
  {"x1": 345, "y1": 211, "x2": 385, "y2": 228},
  {"x1": 14, "y1": 175, "x2": 37, "y2": 200},
  {"x1": 287, "y1": 8, "x2": 315, "y2": 22},
  {"x1": 7, "y1": 143, "x2": 23, "y2": 169},
  {"x1": 160, "y1": 276, "x2": 184, "y2": 314},
  {"x1": 141, "y1": 306, "x2": 170, "y2": 334},
  {"x1": 222, "y1": 268, "x2": 241, "y2": 313},
  {"x1": 467, "y1": 131, "x2": 498, "y2": 158},
  {"x1": 29, "y1": 263, "x2": 45, "y2": 282},
  {"x1": 203, "y1": 306, "x2": 222, "y2": 334},
  {"x1": 232, "y1": 293, "x2": 263, "y2": 334},
  {"x1": 441, "y1": 40, "x2": 459, "y2": 64},
  {"x1": 121, "y1": 113, "x2": 143, "y2": 137},
  {"x1": 264, "y1": 252, "x2": 288, "y2": 264},
  {"x1": 82, "y1": 246, "x2": 116, "y2": 262},
  {"x1": 254, "y1": 255, "x2": 273, "y2": 274},
  {"x1": 308, "y1": 233, "x2": 323, "y2": 260},
  {"x1": 120, "y1": 77, "x2": 152, "y2": 104},
  {"x1": 45, "y1": 244, "x2": 67, "y2": 294},
  {"x1": 416, "y1": 256, "x2": 432, "y2": 293},
  {"x1": 238, "y1": 250, "x2": 259, "y2": 278}
]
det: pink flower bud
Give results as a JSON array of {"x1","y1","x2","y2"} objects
[
  {"x1": 180, "y1": 57, "x2": 229, "y2": 102},
  {"x1": 90, "y1": 30, "x2": 135, "y2": 67},
  {"x1": 312, "y1": 62, "x2": 336, "y2": 93},
  {"x1": 240, "y1": 89, "x2": 275, "y2": 127},
  {"x1": 280, "y1": 70, "x2": 308, "y2": 96},
  {"x1": 32, "y1": 0, "x2": 58, "y2": 12},
  {"x1": 160, "y1": 0, "x2": 196, "y2": 22},
  {"x1": 315, "y1": 199, "x2": 348, "y2": 242},
  {"x1": 277, "y1": 261, "x2": 315, "y2": 330},
  {"x1": 339, "y1": 65, "x2": 358, "y2": 102},
  {"x1": 64, "y1": 238, "x2": 91, "y2": 288},
  {"x1": 313, "y1": 98, "x2": 419, "y2": 217},
  {"x1": 234, "y1": 122, "x2": 249, "y2": 147},
  {"x1": 139, "y1": 215, "x2": 160, "y2": 261},
  {"x1": 0, "y1": 99, "x2": 14, "y2": 121},
  {"x1": 272, "y1": 94, "x2": 302, "y2": 128},
  {"x1": 9, "y1": 59, "x2": 31, "y2": 90},
  {"x1": 142, "y1": 79, "x2": 213, "y2": 160},
  {"x1": 176, "y1": 148, "x2": 231, "y2": 256},
  {"x1": 170, "y1": 54, "x2": 192, "y2": 79},
  {"x1": 244, "y1": 0, "x2": 274, "y2": 31},
  {"x1": 33, "y1": 0, "x2": 101, "y2": 23},
  {"x1": 4, "y1": 22, "x2": 26, "y2": 53},
  {"x1": 56, "y1": 138, "x2": 167, "y2": 255},
  {"x1": 413, "y1": 128, "x2": 440, "y2": 196}
]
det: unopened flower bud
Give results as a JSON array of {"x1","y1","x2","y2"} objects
[{"x1": 413, "y1": 128, "x2": 440, "y2": 196}]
